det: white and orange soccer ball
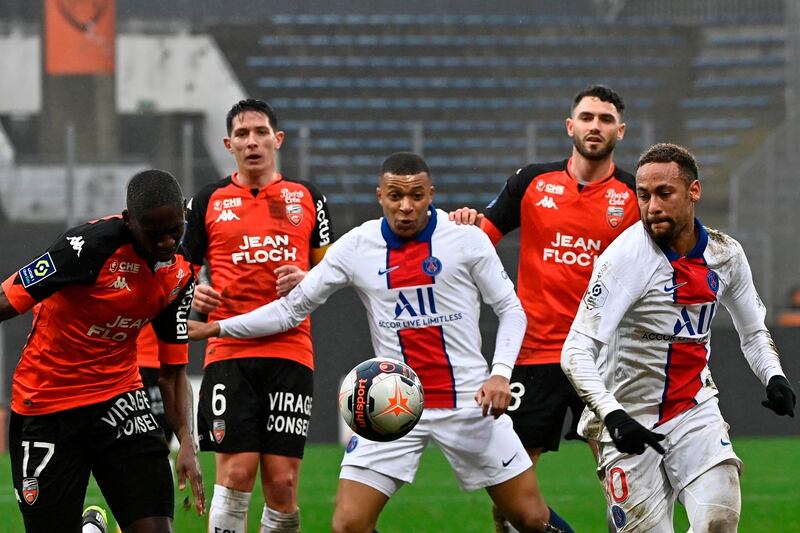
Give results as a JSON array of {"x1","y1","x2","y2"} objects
[{"x1": 338, "y1": 357, "x2": 425, "y2": 442}]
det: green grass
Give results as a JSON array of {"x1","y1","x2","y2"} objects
[{"x1": 0, "y1": 437, "x2": 798, "y2": 532}]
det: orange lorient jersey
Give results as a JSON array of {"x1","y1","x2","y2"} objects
[
  {"x1": 136, "y1": 323, "x2": 160, "y2": 369},
  {"x1": 184, "y1": 173, "x2": 333, "y2": 369},
  {"x1": 482, "y1": 158, "x2": 638, "y2": 365},
  {"x1": 2, "y1": 217, "x2": 195, "y2": 416}
]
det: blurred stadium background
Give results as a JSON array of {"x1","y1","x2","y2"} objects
[{"x1": 0, "y1": 0, "x2": 798, "y2": 451}]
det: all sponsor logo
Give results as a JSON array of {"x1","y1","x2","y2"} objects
[
  {"x1": 212, "y1": 197, "x2": 242, "y2": 211},
  {"x1": 67, "y1": 236, "x2": 85, "y2": 256},
  {"x1": 107, "y1": 276, "x2": 131, "y2": 291},
  {"x1": 583, "y1": 280, "x2": 608, "y2": 309},
  {"x1": 212, "y1": 419, "x2": 226, "y2": 443},
  {"x1": 286, "y1": 203, "x2": 303, "y2": 226},
  {"x1": 215, "y1": 209, "x2": 240, "y2": 223},
  {"x1": 535, "y1": 195, "x2": 558, "y2": 209},
  {"x1": 19, "y1": 252, "x2": 57, "y2": 288},
  {"x1": 421, "y1": 256, "x2": 442, "y2": 276},
  {"x1": 22, "y1": 477, "x2": 38, "y2": 505},
  {"x1": 606, "y1": 206, "x2": 624, "y2": 229},
  {"x1": 109, "y1": 260, "x2": 141, "y2": 274}
]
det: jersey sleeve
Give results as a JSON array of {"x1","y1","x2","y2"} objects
[
  {"x1": 719, "y1": 239, "x2": 768, "y2": 335},
  {"x1": 465, "y1": 227, "x2": 517, "y2": 304},
  {"x1": 1, "y1": 222, "x2": 112, "y2": 313},
  {"x1": 483, "y1": 168, "x2": 528, "y2": 235},
  {"x1": 298, "y1": 228, "x2": 355, "y2": 304},
  {"x1": 303, "y1": 181, "x2": 334, "y2": 249},
  {"x1": 183, "y1": 187, "x2": 212, "y2": 266},
  {"x1": 150, "y1": 274, "x2": 195, "y2": 365}
]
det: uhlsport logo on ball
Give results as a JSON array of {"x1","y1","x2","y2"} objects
[{"x1": 339, "y1": 357, "x2": 424, "y2": 442}]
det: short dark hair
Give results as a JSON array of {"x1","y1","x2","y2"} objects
[
  {"x1": 226, "y1": 98, "x2": 278, "y2": 134},
  {"x1": 126, "y1": 169, "x2": 184, "y2": 219},
  {"x1": 571, "y1": 84, "x2": 625, "y2": 116},
  {"x1": 637, "y1": 143, "x2": 699, "y2": 184},
  {"x1": 380, "y1": 152, "x2": 430, "y2": 176}
]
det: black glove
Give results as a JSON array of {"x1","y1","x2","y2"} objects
[
  {"x1": 604, "y1": 409, "x2": 665, "y2": 455},
  {"x1": 761, "y1": 375, "x2": 796, "y2": 417}
]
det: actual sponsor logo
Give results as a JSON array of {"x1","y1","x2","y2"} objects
[
  {"x1": 286, "y1": 203, "x2": 303, "y2": 226},
  {"x1": 535, "y1": 195, "x2": 558, "y2": 209},
  {"x1": 107, "y1": 276, "x2": 131, "y2": 291},
  {"x1": 212, "y1": 419, "x2": 226, "y2": 443},
  {"x1": 606, "y1": 206, "x2": 624, "y2": 228},
  {"x1": 175, "y1": 279, "x2": 194, "y2": 340},
  {"x1": 67, "y1": 236, "x2": 85, "y2": 256},
  {"x1": 215, "y1": 209, "x2": 240, "y2": 223},
  {"x1": 109, "y1": 260, "x2": 140, "y2": 274},
  {"x1": 22, "y1": 477, "x2": 38, "y2": 505},
  {"x1": 212, "y1": 197, "x2": 242, "y2": 211},
  {"x1": 421, "y1": 256, "x2": 442, "y2": 276},
  {"x1": 583, "y1": 280, "x2": 608, "y2": 309},
  {"x1": 19, "y1": 252, "x2": 57, "y2": 288},
  {"x1": 316, "y1": 199, "x2": 331, "y2": 246}
]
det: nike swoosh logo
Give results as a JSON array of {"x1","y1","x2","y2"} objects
[
  {"x1": 720, "y1": 439, "x2": 731, "y2": 446},
  {"x1": 378, "y1": 266, "x2": 400, "y2": 276},
  {"x1": 502, "y1": 453, "x2": 517, "y2": 467},
  {"x1": 663, "y1": 282, "x2": 688, "y2": 292}
]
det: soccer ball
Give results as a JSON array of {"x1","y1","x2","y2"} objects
[{"x1": 339, "y1": 357, "x2": 425, "y2": 442}]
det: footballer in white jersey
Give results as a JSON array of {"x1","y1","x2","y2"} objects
[
  {"x1": 562, "y1": 143, "x2": 794, "y2": 532},
  {"x1": 190, "y1": 152, "x2": 576, "y2": 533}
]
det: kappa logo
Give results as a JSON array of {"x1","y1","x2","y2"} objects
[
  {"x1": 22, "y1": 477, "x2": 39, "y2": 505},
  {"x1": 215, "y1": 209, "x2": 240, "y2": 223},
  {"x1": 212, "y1": 419, "x2": 226, "y2": 443},
  {"x1": 108, "y1": 276, "x2": 131, "y2": 291},
  {"x1": 536, "y1": 195, "x2": 558, "y2": 209},
  {"x1": 67, "y1": 236, "x2": 85, "y2": 256}
]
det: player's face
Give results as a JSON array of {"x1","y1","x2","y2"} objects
[
  {"x1": 377, "y1": 172, "x2": 434, "y2": 239},
  {"x1": 125, "y1": 203, "x2": 185, "y2": 263},
  {"x1": 636, "y1": 162, "x2": 701, "y2": 248},
  {"x1": 224, "y1": 111, "x2": 285, "y2": 179},
  {"x1": 566, "y1": 97, "x2": 625, "y2": 161}
]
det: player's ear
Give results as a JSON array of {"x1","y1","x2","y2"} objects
[
  {"x1": 223, "y1": 137, "x2": 233, "y2": 153},
  {"x1": 617, "y1": 121, "x2": 626, "y2": 140},
  {"x1": 275, "y1": 130, "x2": 285, "y2": 149},
  {"x1": 375, "y1": 186, "x2": 383, "y2": 205},
  {"x1": 565, "y1": 117, "x2": 574, "y2": 137},
  {"x1": 122, "y1": 209, "x2": 131, "y2": 227},
  {"x1": 688, "y1": 179, "x2": 701, "y2": 202}
]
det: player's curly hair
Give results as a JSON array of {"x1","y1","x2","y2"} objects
[
  {"x1": 380, "y1": 152, "x2": 430, "y2": 177},
  {"x1": 126, "y1": 169, "x2": 184, "y2": 219},
  {"x1": 226, "y1": 98, "x2": 278, "y2": 134},
  {"x1": 571, "y1": 84, "x2": 625, "y2": 116},
  {"x1": 637, "y1": 143, "x2": 699, "y2": 184}
]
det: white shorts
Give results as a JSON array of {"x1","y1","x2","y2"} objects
[
  {"x1": 340, "y1": 407, "x2": 531, "y2": 495},
  {"x1": 598, "y1": 398, "x2": 742, "y2": 532}
]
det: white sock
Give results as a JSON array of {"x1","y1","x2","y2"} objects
[
  {"x1": 209, "y1": 484, "x2": 251, "y2": 533},
  {"x1": 260, "y1": 505, "x2": 300, "y2": 533},
  {"x1": 82, "y1": 525, "x2": 104, "y2": 533}
]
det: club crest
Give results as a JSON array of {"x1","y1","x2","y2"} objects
[
  {"x1": 286, "y1": 204, "x2": 303, "y2": 226},
  {"x1": 606, "y1": 206, "x2": 624, "y2": 229},
  {"x1": 421, "y1": 256, "x2": 442, "y2": 277},
  {"x1": 212, "y1": 419, "x2": 226, "y2": 443},
  {"x1": 22, "y1": 477, "x2": 39, "y2": 505}
]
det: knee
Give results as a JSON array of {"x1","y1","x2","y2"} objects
[
  {"x1": 219, "y1": 464, "x2": 257, "y2": 489},
  {"x1": 331, "y1": 509, "x2": 374, "y2": 533},
  {"x1": 505, "y1": 503, "x2": 551, "y2": 533},
  {"x1": 702, "y1": 508, "x2": 739, "y2": 533}
]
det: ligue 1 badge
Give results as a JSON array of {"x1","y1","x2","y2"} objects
[
  {"x1": 422, "y1": 256, "x2": 442, "y2": 277},
  {"x1": 22, "y1": 477, "x2": 39, "y2": 505},
  {"x1": 212, "y1": 419, "x2": 226, "y2": 444},
  {"x1": 286, "y1": 204, "x2": 303, "y2": 226}
]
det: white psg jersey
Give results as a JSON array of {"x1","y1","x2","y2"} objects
[
  {"x1": 569, "y1": 220, "x2": 780, "y2": 429},
  {"x1": 222, "y1": 209, "x2": 522, "y2": 408}
]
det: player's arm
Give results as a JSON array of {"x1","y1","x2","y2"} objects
[
  {"x1": 0, "y1": 288, "x2": 20, "y2": 322},
  {"x1": 150, "y1": 276, "x2": 205, "y2": 514},
  {"x1": 721, "y1": 241, "x2": 795, "y2": 416},
  {"x1": 274, "y1": 244, "x2": 331, "y2": 297}
]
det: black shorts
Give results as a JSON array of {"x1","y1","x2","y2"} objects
[
  {"x1": 506, "y1": 363, "x2": 587, "y2": 452},
  {"x1": 9, "y1": 389, "x2": 173, "y2": 532},
  {"x1": 139, "y1": 367, "x2": 175, "y2": 444},
  {"x1": 197, "y1": 357, "x2": 313, "y2": 457}
]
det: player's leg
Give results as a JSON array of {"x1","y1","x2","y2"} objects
[
  {"x1": 139, "y1": 366, "x2": 175, "y2": 445},
  {"x1": 90, "y1": 389, "x2": 175, "y2": 533},
  {"x1": 197, "y1": 359, "x2": 266, "y2": 532},
  {"x1": 678, "y1": 463, "x2": 740, "y2": 533},
  {"x1": 9, "y1": 409, "x2": 91, "y2": 532},
  {"x1": 332, "y1": 475, "x2": 394, "y2": 533},
  {"x1": 486, "y1": 469, "x2": 573, "y2": 532},
  {"x1": 255, "y1": 358, "x2": 314, "y2": 532}
]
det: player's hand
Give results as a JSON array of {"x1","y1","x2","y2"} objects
[
  {"x1": 448, "y1": 207, "x2": 483, "y2": 226},
  {"x1": 761, "y1": 375, "x2": 796, "y2": 417},
  {"x1": 192, "y1": 283, "x2": 222, "y2": 314},
  {"x1": 475, "y1": 375, "x2": 511, "y2": 418},
  {"x1": 604, "y1": 409, "x2": 665, "y2": 455},
  {"x1": 188, "y1": 320, "x2": 221, "y2": 340},
  {"x1": 175, "y1": 437, "x2": 205, "y2": 515},
  {"x1": 275, "y1": 265, "x2": 307, "y2": 297}
]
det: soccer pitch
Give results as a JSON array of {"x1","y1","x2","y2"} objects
[{"x1": 0, "y1": 437, "x2": 797, "y2": 532}]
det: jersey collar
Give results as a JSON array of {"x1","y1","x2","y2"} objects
[
  {"x1": 381, "y1": 205, "x2": 438, "y2": 250},
  {"x1": 566, "y1": 157, "x2": 616, "y2": 186},
  {"x1": 659, "y1": 218, "x2": 708, "y2": 262}
]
